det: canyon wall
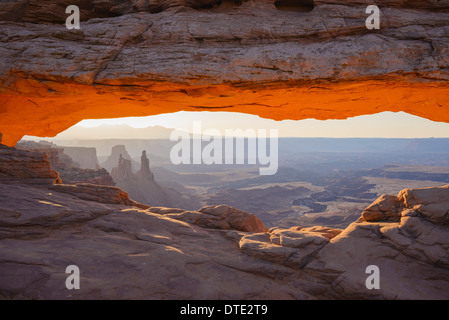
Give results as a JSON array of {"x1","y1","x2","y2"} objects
[
  {"x1": 0, "y1": 0, "x2": 448, "y2": 145},
  {"x1": 61, "y1": 147, "x2": 100, "y2": 170}
]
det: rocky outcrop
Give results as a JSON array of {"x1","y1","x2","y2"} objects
[
  {"x1": 111, "y1": 150, "x2": 173, "y2": 206},
  {"x1": 102, "y1": 145, "x2": 139, "y2": 173},
  {"x1": 302, "y1": 184, "x2": 449, "y2": 299},
  {"x1": 2, "y1": 175, "x2": 449, "y2": 299},
  {"x1": 0, "y1": 1, "x2": 448, "y2": 145},
  {"x1": 238, "y1": 225, "x2": 342, "y2": 268},
  {"x1": 150, "y1": 204, "x2": 268, "y2": 233},
  {"x1": 16, "y1": 141, "x2": 115, "y2": 186},
  {"x1": 0, "y1": 144, "x2": 61, "y2": 184},
  {"x1": 0, "y1": 180, "x2": 314, "y2": 300},
  {"x1": 1, "y1": 145, "x2": 449, "y2": 299},
  {"x1": 49, "y1": 183, "x2": 149, "y2": 209},
  {"x1": 16, "y1": 140, "x2": 78, "y2": 169},
  {"x1": 54, "y1": 167, "x2": 116, "y2": 186},
  {"x1": 137, "y1": 150, "x2": 154, "y2": 180}
]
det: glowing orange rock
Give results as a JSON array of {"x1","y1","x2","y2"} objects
[{"x1": 0, "y1": 1, "x2": 448, "y2": 145}]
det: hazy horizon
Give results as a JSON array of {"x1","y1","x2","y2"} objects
[{"x1": 22, "y1": 111, "x2": 449, "y2": 141}]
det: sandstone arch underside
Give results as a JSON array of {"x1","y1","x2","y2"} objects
[{"x1": 0, "y1": 0, "x2": 448, "y2": 146}]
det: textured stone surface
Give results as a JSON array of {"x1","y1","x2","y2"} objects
[
  {"x1": 303, "y1": 184, "x2": 449, "y2": 299},
  {"x1": 16, "y1": 141, "x2": 115, "y2": 186},
  {"x1": 151, "y1": 204, "x2": 269, "y2": 233},
  {"x1": 1, "y1": 145, "x2": 449, "y2": 299},
  {"x1": 239, "y1": 225, "x2": 341, "y2": 268},
  {"x1": 49, "y1": 183, "x2": 150, "y2": 209},
  {"x1": 0, "y1": 144, "x2": 61, "y2": 184},
  {"x1": 361, "y1": 194, "x2": 402, "y2": 222},
  {"x1": 0, "y1": 182, "x2": 313, "y2": 299},
  {"x1": 0, "y1": 0, "x2": 448, "y2": 145}
]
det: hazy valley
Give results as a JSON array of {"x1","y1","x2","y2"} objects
[{"x1": 19, "y1": 136, "x2": 449, "y2": 229}]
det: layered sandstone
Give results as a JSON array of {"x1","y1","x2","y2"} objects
[
  {"x1": 16, "y1": 140, "x2": 77, "y2": 169},
  {"x1": 150, "y1": 204, "x2": 269, "y2": 233},
  {"x1": 1, "y1": 144, "x2": 449, "y2": 299},
  {"x1": 0, "y1": 0, "x2": 449, "y2": 300},
  {"x1": 0, "y1": 144, "x2": 61, "y2": 184},
  {"x1": 16, "y1": 140, "x2": 115, "y2": 186},
  {"x1": 0, "y1": 0, "x2": 448, "y2": 145},
  {"x1": 301, "y1": 185, "x2": 449, "y2": 299},
  {"x1": 49, "y1": 183, "x2": 149, "y2": 209}
]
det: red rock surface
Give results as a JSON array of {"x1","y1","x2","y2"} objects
[
  {"x1": 0, "y1": 144, "x2": 61, "y2": 184},
  {"x1": 1, "y1": 0, "x2": 449, "y2": 300},
  {"x1": 151, "y1": 204, "x2": 269, "y2": 233},
  {"x1": 1, "y1": 144, "x2": 449, "y2": 299},
  {"x1": 0, "y1": 0, "x2": 448, "y2": 145}
]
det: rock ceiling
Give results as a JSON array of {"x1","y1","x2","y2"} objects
[{"x1": 0, "y1": 0, "x2": 448, "y2": 145}]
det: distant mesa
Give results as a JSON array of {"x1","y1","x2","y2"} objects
[
  {"x1": 15, "y1": 140, "x2": 114, "y2": 186},
  {"x1": 101, "y1": 145, "x2": 140, "y2": 173},
  {"x1": 16, "y1": 140, "x2": 79, "y2": 170},
  {"x1": 58, "y1": 146, "x2": 100, "y2": 170}
]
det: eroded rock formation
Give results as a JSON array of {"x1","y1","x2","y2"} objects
[
  {"x1": 0, "y1": 0, "x2": 448, "y2": 145},
  {"x1": 303, "y1": 184, "x2": 449, "y2": 299},
  {"x1": 1, "y1": 0, "x2": 449, "y2": 300},
  {"x1": 0, "y1": 144, "x2": 61, "y2": 184},
  {"x1": 102, "y1": 145, "x2": 140, "y2": 173},
  {"x1": 1, "y1": 144, "x2": 449, "y2": 299},
  {"x1": 150, "y1": 204, "x2": 269, "y2": 233},
  {"x1": 111, "y1": 149, "x2": 201, "y2": 209},
  {"x1": 16, "y1": 140, "x2": 116, "y2": 186},
  {"x1": 16, "y1": 140, "x2": 78, "y2": 169}
]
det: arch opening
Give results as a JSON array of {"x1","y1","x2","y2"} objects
[{"x1": 18, "y1": 111, "x2": 449, "y2": 228}]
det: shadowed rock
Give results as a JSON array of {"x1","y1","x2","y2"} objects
[
  {"x1": 1, "y1": 145, "x2": 449, "y2": 299},
  {"x1": 0, "y1": 144, "x2": 61, "y2": 184}
]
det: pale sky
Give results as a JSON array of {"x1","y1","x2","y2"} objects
[
  {"x1": 67, "y1": 111, "x2": 449, "y2": 138},
  {"x1": 22, "y1": 111, "x2": 449, "y2": 141}
]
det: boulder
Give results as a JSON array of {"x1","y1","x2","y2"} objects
[
  {"x1": 239, "y1": 225, "x2": 342, "y2": 268},
  {"x1": 303, "y1": 184, "x2": 449, "y2": 299},
  {"x1": 49, "y1": 183, "x2": 150, "y2": 209},
  {"x1": 398, "y1": 185, "x2": 449, "y2": 224},
  {"x1": 153, "y1": 204, "x2": 269, "y2": 233},
  {"x1": 361, "y1": 194, "x2": 402, "y2": 222}
]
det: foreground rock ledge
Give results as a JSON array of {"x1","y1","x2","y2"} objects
[
  {"x1": 1, "y1": 145, "x2": 449, "y2": 299},
  {"x1": 0, "y1": 0, "x2": 449, "y2": 145}
]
